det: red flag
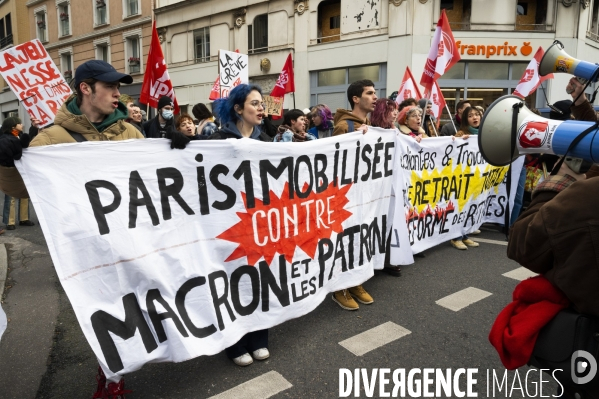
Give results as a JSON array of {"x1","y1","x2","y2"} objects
[
  {"x1": 140, "y1": 21, "x2": 180, "y2": 114},
  {"x1": 513, "y1": 47, "x2": 553, "y2": 99},
  {"x1": 396, "y1": 67, "x2": 422, "y2": 103},
  {"x1": 270, "y1": 54, "x2": 295, "y2": 97},
  {"x1": 208, "y1": 75, "x2": 220, "y2": 101},
  {"x1": 420, "y1": 10, "x2": 461, "y2": 93},
  {"x1": 424, "y1": 81, "x2": 446, "y2": 120}
]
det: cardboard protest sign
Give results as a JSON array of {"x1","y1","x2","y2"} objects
[
  {"x1": 0, "y1": 39, "x2": 72, "y2": 127},
  {"x1": 391, "y1": 134, "x2": 523, "y2": 255},
  {"x1": 16, "y1": 131, "x2": 396, "y2": 381},
  {"x1": 218, "y1": 50, "x2": 248, "y2": 98},
  {"x1": 263, "y1": 95, "x2": 283, "y2": 116}
]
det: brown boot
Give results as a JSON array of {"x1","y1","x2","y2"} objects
[{"x1": 332, "y1": 289, "x2": 359, "y2": 310}]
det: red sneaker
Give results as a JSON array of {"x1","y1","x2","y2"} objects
[
  {"x1": 92, "y1": 366, "x2": 132, "y2": 399},
  {"x1": 92, "y1": 366, "x2": 107, "y2": 399}
]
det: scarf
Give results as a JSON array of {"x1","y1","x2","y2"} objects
[
  {"x1": 10, "y1": 128, "x2": 19, "y2": 137},
  {"x1": 467, "y1": 126, "x2": 479, "y2": 135},
  {"x1": 275, "y1": 125, "x2": 308, "y2": 142}
]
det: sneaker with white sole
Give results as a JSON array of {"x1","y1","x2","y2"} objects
[
  {"x1": 451, "y1": 239, "x2": 468, "y2": 250},
  {"x1": 469, "y1": 229, "x2": 481, "y2": 235},
  {"x1": 349, "y1": 285, "x2": 374, "y2": 304},
  {"x1": 252, "y1": 348, "x2": 270, "y2": 360},
  {"x1": 462, "y1": 238, "x2": 480, "y2": 247},
  {"x1": 232, "y1": 353, "x2": 253, "y2": 366}
]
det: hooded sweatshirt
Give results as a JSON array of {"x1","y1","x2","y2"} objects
[{"x1": 332, "y1": 109, "x2": 369, "y2": 136}]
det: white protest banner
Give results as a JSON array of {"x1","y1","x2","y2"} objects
[
  {"x1": 218, "y1": 50, "x2": 249, "y2": 98},
  {"x1": 0, "y1": 39, "x2": 72, "y2": 127},
  {"x1": 391, "y1": 134, "x2": 523, "y2": 254},
  {"x1": 16, "y1": 131, "x2": 395, "y2": 381},
  {"x1": 483, "y1": 156, "x2": 525, "y2": 225},
  {"x1": 0, "y1": 303, "x2": 6, "y2": 342}
]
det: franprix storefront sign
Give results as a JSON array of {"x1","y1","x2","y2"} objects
[{"x1": 453, "y1": 38, "x2": 555, "y2": 60}]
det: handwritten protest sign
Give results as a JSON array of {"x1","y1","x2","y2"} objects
[
  {"x1": 0, "y1": 39, "x2": 72, "y2": 127},
  {"x1": 263, "y1": 95, "x2": 283, "y2": 116},
  {"x1": 391, "y1": 133, "x2": 523, "y2": 256},
  {"x1": 16, "y1": 131, "x2": 396, "y2": 380},
  {"x1": 218, "y1": 50, "x2": 248, "y2": 98}
]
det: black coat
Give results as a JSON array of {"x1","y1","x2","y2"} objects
[
  {"x1": 208, "y1": 122, "x2": 272, "y2": 141},
  {"x1": 143, "y1": 116, "x2": 175, "y2": 138},
  {"x1": 0, "y1": 131, "x2": 30, "y2": 167}
]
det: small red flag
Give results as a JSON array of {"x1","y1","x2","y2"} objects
[
  {"x1": 396, "y1": 67, "x2": 423, "y2": 103},
  {"x1": 424, "y1": 81, "x2": 446, "y2": 120},
  {"x1": 420, "y1": 10, "x2": 461, "y2": 94},
  {"x1": 513, "y1": 47, "x2": 553, "y2": 99},
  {"x1": 270, "y1": 54, "x2": 295, "y2": 97},
  {"x1": 140, "y1": 21, "x2": 180, "y2": 114},
  {"x1": 208, "y1": 75, "x2": 220, "y2": 101}
]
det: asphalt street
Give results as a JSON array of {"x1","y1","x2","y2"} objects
[{"x1": 0, "y1": 199, "x2": 560, "y2": 399}]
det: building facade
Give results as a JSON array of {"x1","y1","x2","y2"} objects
[
  {"x1": 155, "y1": 0, "x2": 599, "y2": 120},
  {"x1": 0, "y1": 0, "x2": 33, "y2": 121}
]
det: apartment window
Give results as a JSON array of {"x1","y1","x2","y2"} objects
[
  {"x1": 61, "y1": 52, "x2": 73, "y2": 81},
  {"x1": 95, "y1": 0, "x2": 108, "y2": 26},
  {"x1": 194, "y1": 27, "x2": 210, "y2": 63},
  {"x1": 124, "y1": 0, "x2": 140, "y2": 17},
  {"x1": 97, "y1": 44, "x2": 108, "y2": 62},
  {"x1": 444, "y1": 0, "x2": 471, "y2": 30},
  {"x1": 36, "y1": 10, "x2": 47, "y2": 42},
  {"x1": 58, "y1": 2, "x2": 71, "y2": 37},
  {"x1": 248, "y1": 14, "x2": 268, "y2": 54},
  {"x1": 516, "y1": 0, "x2": 547, "y2": 30},
  {"x1": 0, "y1": 13, "x2": 12, "y2": 48},
  {"x1": 318, "y1": 0, "x2": 340, "y2": 43},
  {"x1": 126, "y1": 35, "x2": 141, "y2": 74}
]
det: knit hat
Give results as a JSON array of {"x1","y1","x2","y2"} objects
[
  {"x1": 418, "y1": 98, "x2": 430, "y2": 109},
  {"x1": 549, "y1": 100, "x2": 572, "y2": 121},
  {"x1": 1, "y1": 117, "x2": 21, "y2": 134},
  {"x1": 158, "y1": 96, "x2": 174, "y2": 110},
  {"x1": 397, "y1": 105, "x2": 422, "y2": 125}
]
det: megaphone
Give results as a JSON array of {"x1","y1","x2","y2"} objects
[
  {"x1": 479, "y1": 95, "x2": 599, "y2": 166},
  {"x1": 539, "y1": 40, "x2": 599, "y2": 82}
]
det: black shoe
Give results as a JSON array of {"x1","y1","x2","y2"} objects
[
  {"x1": 19, "y1": 220, "x2": 34, "y2": 226},
  {"x1": 383, "y1": 265, "x2": 402, "y2": 277},
  {"x1": 6, "y1": 225, "x2": 15, "y2": 230}
]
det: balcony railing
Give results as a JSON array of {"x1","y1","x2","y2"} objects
[{"x1": 0, "y1": 34, "x2": 13, "y2": 48}]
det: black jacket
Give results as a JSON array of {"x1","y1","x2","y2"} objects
[
  {"x1": 143, "y1": 116, "x2": 174, "y2": 138},
  {"x1": 0, "y1": 131, "x2": 30, "y2": 167},
  {"x1": 208, "y1": 122, "x2": 272, "y2": 141}
]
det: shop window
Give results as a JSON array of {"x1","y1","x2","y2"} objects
[
  {"x1": 444, "y1": 0, "x2": 471, "y2": 31},
  {"x1": 194, "y1": 27, "x2": 210, "y2": 63},
  {"x1": 248, "y1": 14, "x2": 268, "y2": 54},
  {"x1": 318, "y1": 0, "x2": 340, "y2": 43},
  {"x1": 468, "y1": 62, "x2": 508, "y2": 80},
  {"x1": 439, "y1": 62, "x2": 465, "y2": 80},
  {"x1": 516, "y1": 0, "x2": 547, "y2": 31}
]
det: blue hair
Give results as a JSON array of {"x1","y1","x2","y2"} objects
[{"x1": 213, "y1": 84, "x2": 263, "y2": 125}]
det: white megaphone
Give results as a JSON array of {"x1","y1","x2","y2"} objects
[
  {"x1": 479, "y1": 95, "x2": 599, "y2": 166},
  {"x1": 539, "y1": 40, "x2": 599, "y2": 82}
]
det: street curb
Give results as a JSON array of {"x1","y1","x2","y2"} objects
[{"x1": 0, "y1": 243, "x2": 6, "y2": 298}]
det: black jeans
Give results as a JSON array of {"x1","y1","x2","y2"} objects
[{"x1": 225, "y1": 329, "x2": 269, "y2": 359}]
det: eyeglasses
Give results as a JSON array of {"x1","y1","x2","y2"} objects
[{"x1": 248, "y1": 100, "x2": 265, "y2": 110}]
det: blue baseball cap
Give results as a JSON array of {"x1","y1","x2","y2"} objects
[{"x1": 74, "y1": 60, "x2": 133, "y2": 88}]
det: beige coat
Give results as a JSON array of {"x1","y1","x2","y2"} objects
[{"x1": 0, "y1": 100, "x2": 144, "y2": 198}]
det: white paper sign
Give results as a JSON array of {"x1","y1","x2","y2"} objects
[
  {"x1": 0, "y1": 39, "x2": 72, "y2": 127},
  {"x1": 16, "y1": 131, "x2": 395, "y2": 381},
  {"x1": 218, "y1": 50, "x2": 249, "y2": 98}
]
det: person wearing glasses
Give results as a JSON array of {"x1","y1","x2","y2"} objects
[
  {"x1": 208, "y1": 84, "x2": 272, "y2": 142},
  {"x1": 208, "y1": 84, "x2": 271, "y2": 366}
]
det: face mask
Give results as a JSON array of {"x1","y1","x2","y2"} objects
[{"x1": 162, "y1": 110, "x2": 174, "y2": 120}]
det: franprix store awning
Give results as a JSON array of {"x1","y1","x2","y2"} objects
[{"x1": 437, "y1": 37, "x2": 555, "y2": 121}]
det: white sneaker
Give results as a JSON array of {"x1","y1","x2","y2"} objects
[
  {"x1": 470, "y1": 229, "x2": 481, "y2": 235},
  {"x1": 232, "y1": 353, "x2": 253, "y2": 366},
  {"x1": 252, "y1": 348, "x2": 270, "y2": 360}
]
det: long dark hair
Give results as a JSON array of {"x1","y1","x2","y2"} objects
[{"x1": 460, "y1": 106, "x2": 482, "y2": 129}]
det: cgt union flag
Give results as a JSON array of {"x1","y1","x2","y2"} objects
[
  {"x1": 140, "y1": 21, "x2": 180, "y2": 114},
  {"x1": 423, "y1": 81, "x2": 446, "y2": 120},
  {"x1": 513, "y1": 47, "x2": 553, "y2": 98},
  {"x1": 396, "y1": 67, "x2": 422, "y2": 104},
  {"x1": 270, "y1": 54, "x2": 295, "y2": 120},
  {"x1": 420, "y1": 10, "x2": 461, "y2": 93}
]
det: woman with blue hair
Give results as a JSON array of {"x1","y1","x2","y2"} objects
[
  {"x1": 208, "y1": 84, "x2": 272, "y2": 141},
  {"x1": 208, "y1": 84, "x2": 272, "y2": 367}
]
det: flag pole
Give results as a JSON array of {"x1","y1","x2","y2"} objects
[
  {"x1": 293, "y1": 92, "x2": 296, "y2": 109},
  {"x1": 445, "y1": 102, "x2": 457, "y2": 133}
]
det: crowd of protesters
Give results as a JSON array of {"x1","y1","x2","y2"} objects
[{"x1": 2, "y1": 57, "x2": 594, "y2": 398}]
